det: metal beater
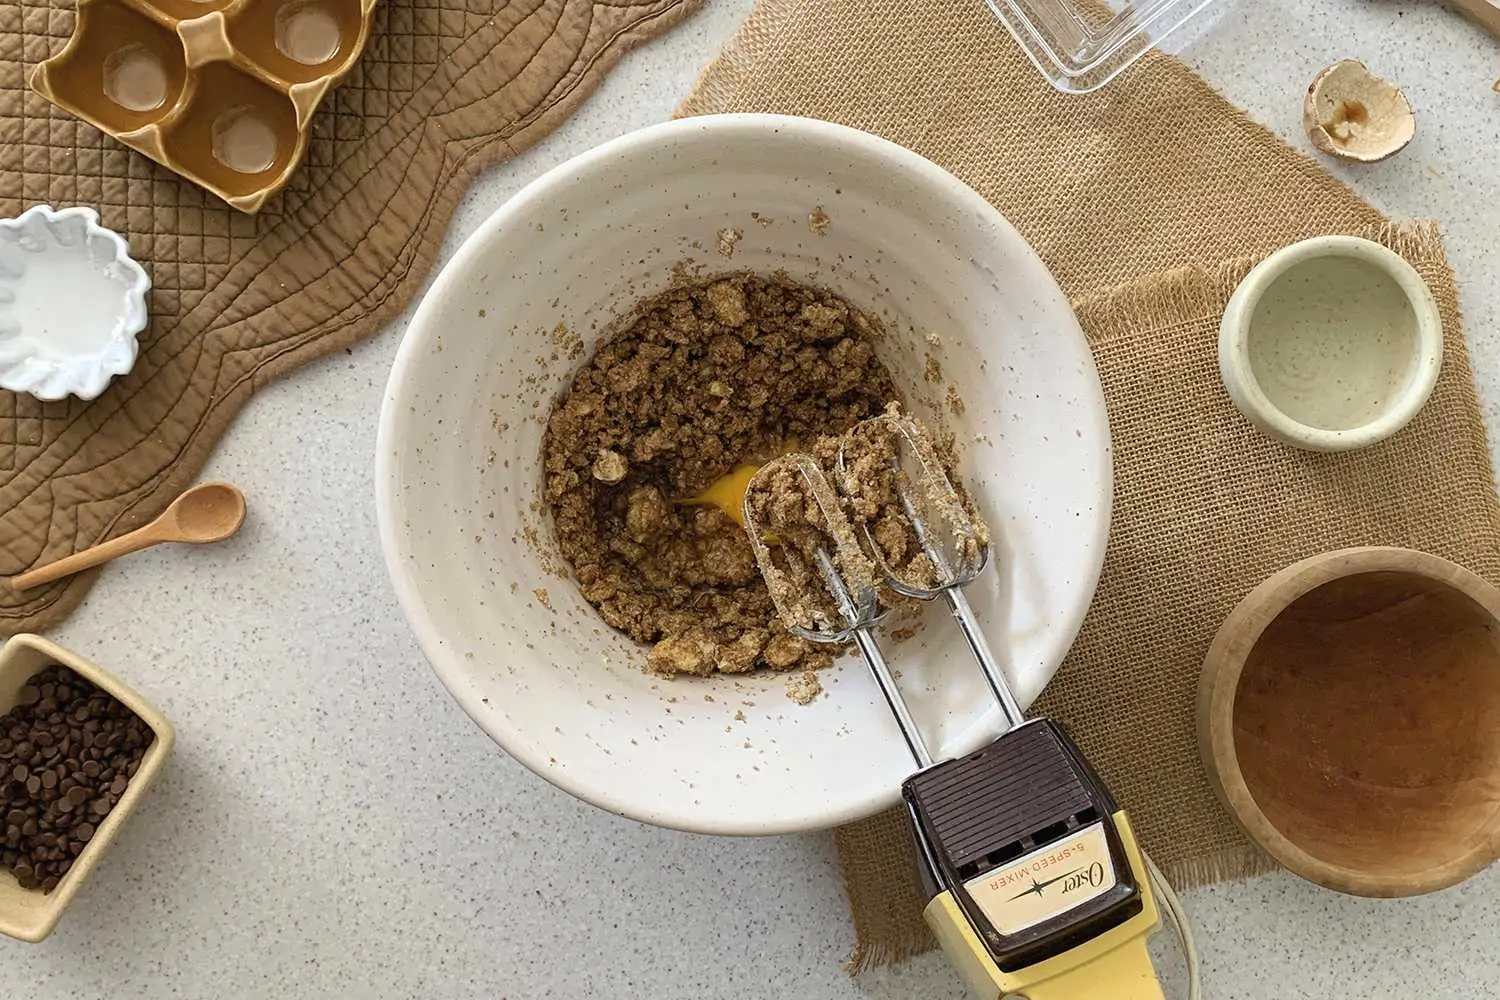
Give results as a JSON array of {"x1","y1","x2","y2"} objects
[
  {"x1": 743, "y1": 412, "x2": 1198, "y2": 1000},
  {"x1": 740, "y1": 451, "x2": 931, "y2": 765},
  {"x1": 836, "y1": 413, "x2": 1026, "y2": 729}
]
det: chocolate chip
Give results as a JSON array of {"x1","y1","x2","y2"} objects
[{"x1": 0, "y1": 663, "x2": 150, "y2": 894}]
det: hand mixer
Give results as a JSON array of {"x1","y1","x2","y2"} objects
[{"x1": 743, "y1": 413, "x2": 1199, "y2": 1000}]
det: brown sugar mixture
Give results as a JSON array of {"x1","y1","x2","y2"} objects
[
  {"x1": 742, "y1": 454, "x2": 875, "y2": 635},
  {"x1": 836, "y1": 417, "x2": 934, "y2": 587},
  {"x1": 836, "y1": 408, "x2": 988, "y2": 592},
  {"x1": 542, "y1": 273, "x2": 899, "y2": 678},
  {"x1": 742, "y1": 407, "x2": 983, "y2": 615}
]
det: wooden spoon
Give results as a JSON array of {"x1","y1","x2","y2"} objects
[{"x1": 10, "y1": 482, "x2": 247, "y2": 592}]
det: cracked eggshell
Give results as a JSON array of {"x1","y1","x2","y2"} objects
[{"x1": 1303, "y1": 60, "x2": 1415, "y2": 163}]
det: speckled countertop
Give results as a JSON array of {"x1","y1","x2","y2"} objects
[{"x1": 4, "y1": 1, "x2": 1498, "y2": 996}]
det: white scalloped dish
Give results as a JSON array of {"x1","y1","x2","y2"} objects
[{"x1": 0, "y1": 205, "x2": 149, "y2": 401}]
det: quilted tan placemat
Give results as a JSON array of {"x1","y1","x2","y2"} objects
[
  {"x1": 0, "y1": 0, "x2": 700, "y2": 630},
  {"x1": 681, "y1": 0, "x2": 1500, "y2": 970}
]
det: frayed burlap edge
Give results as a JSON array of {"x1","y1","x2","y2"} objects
[
  {"x1": 834, "y1": 809, "x2": 936, "y2": 973},
  {"x1": 1073, "y1": 222, "x2": 1450, "y2": 349}
]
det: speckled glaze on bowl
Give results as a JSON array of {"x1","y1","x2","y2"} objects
[
  {"x1": 376, "y1": 114, "x2": 1112, "y2": 835},
  {"x1": 1218, "y1": 236, "x2": 1442, "y2": 452}
]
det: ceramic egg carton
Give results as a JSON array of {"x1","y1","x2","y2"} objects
[{"x1": 30, "y1": 0, "x2": 377, "y2": 213}]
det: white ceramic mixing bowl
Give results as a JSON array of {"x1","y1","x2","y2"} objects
[{"x1": 376, "y1": 115, "x2": 1111, "y2": 834}]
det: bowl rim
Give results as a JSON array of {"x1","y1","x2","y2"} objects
[
  {"x1": 375, "y1": 112, "x2": 1112, "y2": 834},
  {"x1": 0, "y1": 633, "x2": 175, "y2": 942},
  {"x1": 1198, "y1": 546, "x2": 1500, "y2": 896},
  {"x1": 1216, "y1": 235, "x2": 1443, "y2": 453}
]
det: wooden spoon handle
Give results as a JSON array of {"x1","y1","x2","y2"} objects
[
  {"x1": 10, "y1": 523, "x2": 168, "y2": 591},
  {"x1": 1452, "y1": 0, "x2": 1500, "y2": 38}
]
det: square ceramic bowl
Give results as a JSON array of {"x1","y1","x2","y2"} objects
[{"x1": 0, "y1": 633, "x2": 174, "y2": 942}]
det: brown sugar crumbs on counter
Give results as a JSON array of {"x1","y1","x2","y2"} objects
[{"x1": 543, "y1": 273, "x2": 899, "y2": 679}]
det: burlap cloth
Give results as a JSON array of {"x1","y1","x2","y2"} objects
[
  {"x1": 680, "y1": 0, "x2": 1500, "y2": 969},
  {"x1": 0, "y1": 0, "x2": 698, "y2": 630}
]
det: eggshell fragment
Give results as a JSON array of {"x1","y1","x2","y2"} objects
[{"x1": 1303, "y1": 60, "x2": 1415, "y2": 163}]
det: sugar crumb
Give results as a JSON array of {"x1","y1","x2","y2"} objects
[{"x1": 785, "y1": 670, "x2": 823, "y2": 705}]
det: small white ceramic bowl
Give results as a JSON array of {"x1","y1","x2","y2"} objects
[
  {"x1": 1218, "y1": 235, "x2": 1441, "y2": 452},
  {"x1": 0, "y1": 205, "x2": 149, "y2": 401},
  {"x1": 377, "y1": 114, "x2": 1112, "y2": 834}
]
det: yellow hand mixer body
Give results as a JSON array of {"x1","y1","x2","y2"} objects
[
  {"x1": 915, "y1": 741, "x2": 1163, "y2": 1000},
  {"x1": 741, "y1": 413, "x2": 1169, "y2": 1000}
]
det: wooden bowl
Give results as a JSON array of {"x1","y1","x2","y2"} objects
[{"x1": 1199, "y1": 547, "x2": 1500, "y2": 896}]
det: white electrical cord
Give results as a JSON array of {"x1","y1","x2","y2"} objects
[{"x1": 1145, "y1": 852, "x2": 1202, "y2": 1000}]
